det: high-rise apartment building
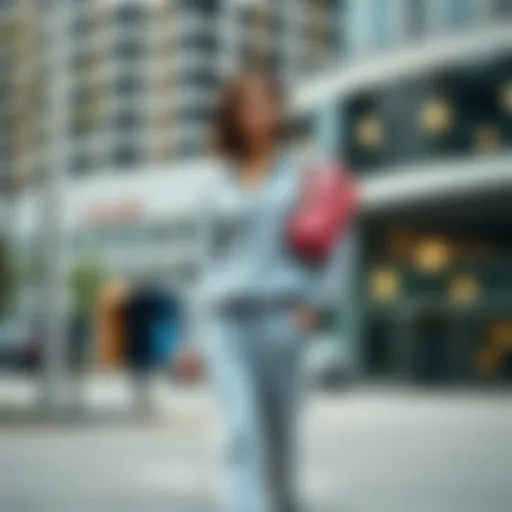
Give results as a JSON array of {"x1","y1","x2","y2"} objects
[
  {"x1": 0, "y1": 0, "x2": 42, "y2": 240},
  {"x1": 220, "y1": 0, "x2": 343, "y2": 83},
  {"x1": 1, "y1": 0, "x2": 342, "y2": 184},
  {"x1": 11, "y1": 0, "x2": 345, "y2": 294},
  {"x1": 1, "y1": 0, "x2": 40, "y2": 188}
]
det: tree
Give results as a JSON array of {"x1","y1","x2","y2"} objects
[{"x1": 68, "y1": 260, "x2": 106, "y2": 319}]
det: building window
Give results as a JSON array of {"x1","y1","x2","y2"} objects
[
  {"x1": 406, "y1": 0, "x2": 428, "y2": 37},
  {"x1": 473, "y1": 125, "x2": 501, "y2": 153},
  {"x1": 70, "y1": 86, "x2": 94, "y2": 105},
  {"x1": 0, "y1": 140, "x2": 11, "y2": 163},
  {"x1": 179, "y1": 0, "x2": 218, "y2": 14},
  {"x1": 450, "y1": 275, "x2": 480, "y2": 303},
  {"x1": 344, "y1": 55, "x2": 511, "y2": 171},
  {"x1": 154, "y1": 141, "x2": 175, "y2": 162},
  {"x1": 419, "y1": 98, "x2": 454, "y2": 136},
  {"x1": 447, "y1": 0, "x2": 478, "y2": 26},
  {"x1": 0, "y1": 80, "x2": 11, "y2": 101},
  {"x1": 71, "y1": 14, "x2": 94, "y2": 38},
  {"x1": 0, "y1": 0, "x2": 16, "y2": 14},
  {"x1": 414, "y1": 239, "x2": 451, "y2": 274},
  {"x1": 500, "y1": 82, "x2": 512, "y2": 114},
  {"x1": 179, "y1": 140, "x2": 202, "y2": 158},
  {"x1": 113, "y1": 4, "x2": 147, "y2": 25},
  {"x1": 495, "y1": 0, "x2": 512, "y2": 16},
  {"x1": 70, "y1": 104, "x2": 102, "y2": 135},
  {"x1": 113, "y1": 39, "x2": 146, "y2": 60},
  {"x1": 113, "y1": 73, "x2": 145, "y2": 95},
  {"x1": 180, "y1": 32, "x2": 217, "y2": 53},
  {"x1": 112, "y1": 144, "x2": 143, "y2": 168},
  {"x1": 180, "y1": 107, "x2": 211, "y2": 124},
  {"x1": 369, "y1": 267, "x2": 401, "y2": 302},
  {"x1": 153, "y1": 109, "x2": 174, "y2": 130},
  {"x1": 373, "y1": 0, "x2": 392, "y2": 48},
  {"x1": 70, "y1": 152, "x2": 94, "y2": 175},
  {"x1": 346, "y1": 93, "x2": 386, "y2": 170},
  {"x1": 111, "y1": 110, "x2": 143, "y2": 132},
  {"x1": 354, "y1": 114, "x2": 385, "y2": 150},
  {"x1": 71, "y1": 49, "x2": 95, "y2": 73},
  {"x1": 180, "y1": 70, "x2": 217, "y2": 89},
  {"x1": 242, "y1": 43, "x2": 282, "y2": 74}
]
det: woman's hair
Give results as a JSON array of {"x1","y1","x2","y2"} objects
[{"x1": 211, "y1": 70, "x2": 286, "y2": 159}]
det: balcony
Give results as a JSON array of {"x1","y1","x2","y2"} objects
[
  {"x1": 293, "y1": 20, "x2": 512, "y2": 114},
  {"x1": 342, "y1": 0, "x2": 511, "y2": 60}
]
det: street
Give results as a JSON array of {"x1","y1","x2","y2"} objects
[{"x1": 0, "y1": 385, "x2": 511, "y2": 512}]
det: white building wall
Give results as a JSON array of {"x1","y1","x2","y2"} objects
[{"x1": 13, "y1": 161, "x2": 220, "y2": 285}]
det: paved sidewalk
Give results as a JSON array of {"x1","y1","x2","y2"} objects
[
  {"x1": 0, "y1": 382, "x2": 511, "y2": 512},
  {"x1": 0, "y1": 372, "x2": 215, "y2": 426}
]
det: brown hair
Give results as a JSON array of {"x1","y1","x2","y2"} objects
[{"x1": 211, "y1": 70, "x2": 286, "y2": 160}]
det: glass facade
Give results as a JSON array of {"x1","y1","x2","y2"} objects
[
  {"x1": 311, "y1": 1, "x2": 512, "y2": 383},
  {"x1": 342, "y1": 54, "x2": 512, "y2": 174},
  {"x1": 448, "y1": 0, "x2": 478, "y2": 25},
  {"x1": 361, "y1": 216, "x2": 512, "y2": 383},
  {"x1": 343, "y1": 0, "x2": 511, "y2": 59}
]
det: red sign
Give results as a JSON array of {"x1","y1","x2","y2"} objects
[{"x1": 84, "y1": 198, "x2": 143, "y2": 226}]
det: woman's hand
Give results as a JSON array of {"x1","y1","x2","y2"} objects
[{"x1": 293, "y1": 305, "x2": 318, "y2": 333}]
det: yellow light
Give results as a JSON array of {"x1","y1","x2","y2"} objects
[
  {"x1": 355, "y1": 115, "x2": 384, "y2": 150},
  {"x1": 500, "y1": 82, "x2": 512, "y2": 113},
  {"x1": 370, "y1": 268, "x2": 400, "y2": 302},
  {"x1": 490, "y1": 321, "x2": 512, "y2": 349},
  {"x1": 450, "y1": 275, "x2": 479, "y2": 303},
  {"x1": 414, "y1": 239, "x2": 450, "y2": 274},
  {"x1": 476, "y1": 347, "x2": 499, "y2": 376},
  {"x1": 473, "y1": 125, "x2": 501, "y2": 153},
  {"x1": 419, "y1": 98, "x2": 453, "y2": 135}
]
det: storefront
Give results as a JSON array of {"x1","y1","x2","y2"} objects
[
  {"x1": 360, "y1": 199, "x2": 512, "y2": 384},
  {"x1": 13, "y1": 162, "x2": 217, "y2": 369}
]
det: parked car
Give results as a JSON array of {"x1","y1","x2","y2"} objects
[{"x1": 0, "y1": 319, "x2": 42, "y2": 371}]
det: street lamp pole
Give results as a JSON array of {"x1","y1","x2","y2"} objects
[{"x1": 40, "y1": 1, "x2": 71, "y2": 414}]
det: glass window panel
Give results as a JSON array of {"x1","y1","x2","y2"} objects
[
  {"x1": 406, "y1": 0, "x2": 428, "y2": 37},
  {"x1": 447, "y1": 0, "x2": 478, "y2": 26},
  {"x1": 114, "y1": 5, "x2": 147, "y2": 25},
  {"x1": 112, "y1": 144, "x2": 143, "y2": 168}
]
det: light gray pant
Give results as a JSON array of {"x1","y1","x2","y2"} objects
[{"x1": 204, "y1": 308, "x2": 305, "y2": 512}]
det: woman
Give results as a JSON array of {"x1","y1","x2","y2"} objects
[{"x1": 197, "y1": 71, "x2": 349, "y2": 512}]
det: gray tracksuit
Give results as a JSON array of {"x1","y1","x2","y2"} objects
[{"x1": 196, "y1": 151, "x2": 351, "y2": 512}]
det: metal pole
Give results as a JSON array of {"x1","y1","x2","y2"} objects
[{"x1": 39, "y1": 1, "x2": 71, "y2": 414}]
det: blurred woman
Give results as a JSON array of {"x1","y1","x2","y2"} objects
[{"x1": 196, "y1": 71, "x2": 348, "y2": 512}]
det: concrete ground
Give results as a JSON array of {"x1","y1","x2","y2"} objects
[{"x1": 0, "y1": 378, "x2": 511, "y2": 512}]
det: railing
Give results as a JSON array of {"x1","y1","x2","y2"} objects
[{"x1": 343, "y1": 0, "x2": 511, "y2": 61}]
